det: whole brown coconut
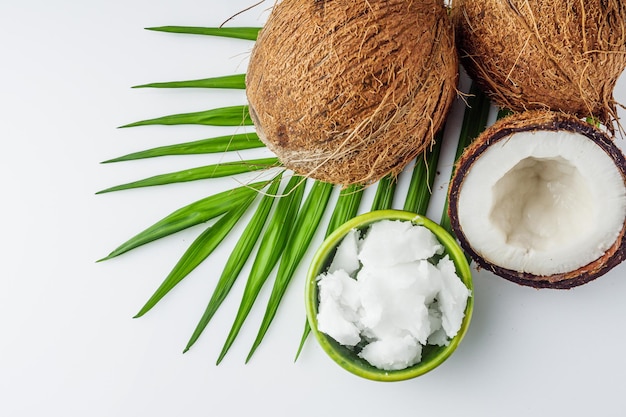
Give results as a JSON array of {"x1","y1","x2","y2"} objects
[
  {"x1": 246, "y1": 0, "x2": 458, "y2": 185},
  {"x1": 448, "y1": 111, "x2": 626, "y2": 289},
  {"x1": 451, "y1": 0, "x2": 626, "y2": 129}
]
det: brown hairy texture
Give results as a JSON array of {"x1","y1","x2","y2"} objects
[
  {"x1": 246, "y1": 0, "x2": 458, "y2": 185},
  {"x1": 448, "y1": 110, "x2": 626, "y2": 289},
  {"x1": 452, "y1": 0, "x2": 626, "y2": 131}
]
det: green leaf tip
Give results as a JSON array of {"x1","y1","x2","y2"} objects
[
  {"x1": 118, "y1": 105, "x2": 252, "y2": 128},
  {"x1": 294, "y1": 321, "x2": 311, "y2": 363},
  {"x1": 99, "y1": 180, "x2": 268, "y2": 262},
  {"x1": 132, "y1": 74, "x2": 246, "y2": 90},
  {"x1": 145, "y1": 26, "x2": 261, "y2": 41},
  {"x1": 133, "y1": 197, "x2": 255, "y2": 319},
  {"x1": 96, "y1": 158, "x2": 280, "y2": 194},
  {"x1": 100, "y1": 132, "x2": 264, "y2": 164}
]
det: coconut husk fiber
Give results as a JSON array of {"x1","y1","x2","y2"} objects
[
  {"x1": 452, "y1": 0, "x2": 626, "y2": 130},
  {"x1": 246, "y1": 0, "x2": 458, "y2": 186}
]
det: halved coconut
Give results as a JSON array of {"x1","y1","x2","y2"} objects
[{"x1": 448, "y1": 111, "x2": 626, "y2": 288}]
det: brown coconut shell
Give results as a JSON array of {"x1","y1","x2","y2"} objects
[
  {"x1": 448, "y1": 110, "x2": 626, "y2": 289},
  {"x1": 246, "y1": 0, "x2": 458, "y2": 186},
  {"x1": 451, "y1": 0, "x2": 626, "y2": 130}
]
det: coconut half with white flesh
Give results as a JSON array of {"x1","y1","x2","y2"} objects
[{"x1": 448, "y1": 111, "x2": 626, "y2": 288}]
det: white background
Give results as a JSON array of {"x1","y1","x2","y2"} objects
[{"x1": 2, "y1": 1, "x2": 625, "y2": 416}]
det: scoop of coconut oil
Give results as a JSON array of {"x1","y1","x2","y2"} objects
[{"x1": 316, "y1": 220, "x2": 471, "y2": 371}]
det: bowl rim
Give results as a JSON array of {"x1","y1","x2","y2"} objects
[{"x1": 305, "y1": 209, "x2": 474, "y2": 382}]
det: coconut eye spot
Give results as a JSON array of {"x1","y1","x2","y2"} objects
[
  {"x1": 489, "y1": 156, "x2": 593, "y2": 251},
  {"x1": 456, "y1": 129, "x2": 626, "y2": 276}
]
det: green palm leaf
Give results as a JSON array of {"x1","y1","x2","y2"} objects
[
  {"x1": 101, "y1": 132, "x2": 264, "y2": 163},
  {"x1": 134, "y1": 195, "x2": 257, "y2": 318},
  {"x1": 216, "y1": 175, "x2": 306, "y2": 364},
  {"x1": 246, "y1": 180, "x2": 334, "y2": 362},
  {"x1": 96, "y1": 158, "x2": 280, "y2": 194},
  {"x1": 119, "y1": 105, "x2": 252, "y2": 128},
  {"x1": 403, "y1": 132, "x2": 444, "y2": 215},
  {"x1": 370, "y1": 174, "x2": 397, "y2": 211},
  {"x1": 440, "y1": 84, "x2": 491, "y2": 234},
  {"x1": 98, "y1": 181, "x2": 268, "y2": 261},
  {"x1": 324, "y1": 184, "x2": 364, "y2": 236},
  {"x1": 133, "y1": 73, "x2": 246, "y2": 90},
  {"x1": 294, "y1": 183, "x2": 364, "y2": 361},
  {"x1": 146, "y1": 26, "x2": 261, "y2": 41},
  {"x1": 183, "y1": 173, "x2": 283, "y2": 353}
]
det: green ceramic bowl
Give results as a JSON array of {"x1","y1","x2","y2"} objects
[{"x1": 305, "y1": 209, "x2": 473, "y2": 382}]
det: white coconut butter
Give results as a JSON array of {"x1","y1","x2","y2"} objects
[{"x1": 316, "y1": 220, "x2": 470, "y2": 371}]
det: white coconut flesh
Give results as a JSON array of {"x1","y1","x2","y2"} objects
[{"x1": 457, "y1": 130, "x2": 626, "y2": 276}]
